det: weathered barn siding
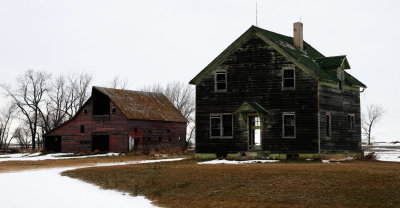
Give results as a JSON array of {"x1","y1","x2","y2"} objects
[
  {"x1": 46, "y1": 99, "x2": 129, "y2": 152},
  {"x1": 318, "y1": 84, "x2": 361, "y2": 153},
  {"x1": 128, "y1": 120, "x2": 187, "y2": 151},
  {"x1": 196, "y1": 35, "x2": 319, "y2": 154}
]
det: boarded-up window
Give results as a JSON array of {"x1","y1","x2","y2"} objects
[
  {"x1": 215, "y1": 72, "x2": 227, "y2": 91},
  {"x1": 283, "y1": 113, "x2": 295, "y2": 138},
  {"x1": 283, "y1": 68, "x2": 295, "y2": 89},
  {"x1": 210, "y1": 114, "x2": 233, "y2": 138},
  {"x1": 326, "y1": 114, "x2": 331, "y2": 137},
  {"x1": 348, "y1": 114, "x2": 355, "y2": 131}
]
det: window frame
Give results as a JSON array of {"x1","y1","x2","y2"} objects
[
  {"x1": 326, "y1": 113, "x2": 332, "y2": 138},
  {"x1": 348, "y1": 114, "x2": 356, "y2": 132},
  {"x1": 214, "y1": 71, "x2": 227, "y2": 92},
  {"x1": 282, "y1": 66, "x2": 296, "y2": 90},
  {"x1": 210, "y1": 113, "x2": 233, "y2": 139},
  {"x1": 282, "y1": 112, "x2": 296, "y2": 138}
]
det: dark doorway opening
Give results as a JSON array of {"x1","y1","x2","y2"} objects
[
  {"x1": 92, "y1": 135, "x2": 109, "y2": 152},
  {"x1": 45, "y1": 136, "x2": 61, "y2": 152},
  {"x1": 92, "y1": 89, "x2": 110, "y2": 115}
]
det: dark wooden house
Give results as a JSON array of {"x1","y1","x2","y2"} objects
[
  {"x1": 44, "y1": 86, "x2": 187, "y2": 153},
  {"x1": 190, "y1": 23, "x2": 366, "y2": 156}
]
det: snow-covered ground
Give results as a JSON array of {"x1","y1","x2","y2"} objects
[
  {"x1": 198, "y1": 159, "x2": 279, "y2": 164},
  {"x1": 0, "y1": 158, "x2": 183, "y2": 208},
  {"x1": 364, "y1": 143, "x2": 400, "y2": 162},
  {"x1": 0, "y1": 152, "x2": 119, "y2": 162}
]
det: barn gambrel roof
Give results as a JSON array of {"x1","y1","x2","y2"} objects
[
  {"x1": 94, "y1": 86, "x2": 188, "y2": 123},
  {"x1": 189, "y1": 25, "x2": 366, "y2": 88}
]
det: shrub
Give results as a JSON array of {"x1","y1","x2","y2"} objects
[{"x1": 355, "y1": 150, "x2": 377, "y2": 161}]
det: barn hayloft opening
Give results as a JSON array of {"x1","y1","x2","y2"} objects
[
  {"x1": 92, "y1": 135, "x2": 109, "y2": 152},
  {"x1": 92, "y1": 89, "x2": 110, "y2": 115}
]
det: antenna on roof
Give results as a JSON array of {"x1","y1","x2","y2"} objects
[{"x1": 255, "y1": 1, "x2": 258, "y2": 26}]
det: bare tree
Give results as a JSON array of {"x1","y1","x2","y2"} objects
[
  {"x1": 142, "y1": 81, "x2": 195, "y2": 144},
  {"x1": 362, "y1": 104, "x2": 385, "y2": 145},
  {"x1": 0, "y1": 103, "x2": 16, "y2": 150},
  {"x1": 1, "y1": 69, "x2": 50, "y2": 149},
  {"x1": 67, "y1": 72, "x2": 93, "y2": 117},
  {"x1": 12, "y1": 126, "x2": 31, "y2": 149},
  {"x1": 109, "y1": 75, "x2": 128, "y2": 89}
]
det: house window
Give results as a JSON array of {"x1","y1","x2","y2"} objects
[
  {"x1": 348, "y1": 114, "x2": 355, "y2": 131},
  {"x1": 326, "y1": 114, "x2": 331, "y2": 138},
  {"x1": 210, "y1": 114, "x2": 233, "y2": 138},
  {"x1": 80, "y1": 125, "x2": 85, "y2": 133},
  {"x1": 215, "y1": 72, "x2": 227, "y2": 91},
  {"x1": 282, "y1": 68, "x2": 295, "y2": 89},
  {"x1": 283, "y1": 113, "x2": 295, "y2": 138}
]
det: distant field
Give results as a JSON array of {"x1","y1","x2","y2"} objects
[{"x1": 63, "y1": 159, "x2": 400, "y2": 208}]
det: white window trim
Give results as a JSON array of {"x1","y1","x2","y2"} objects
[
  {"x1": 326, "y1": 113, "x2": 331, "y2": 138},
  {"x1": 210, "y1": 113, "x2": 233, "y2": 139},
  {"x1": 282, "y1": 112, "x2": 296, "y2": 138},
  {"x1": 282, "y1": 66, "x2": 296, "y2": 90},
  {"x1": 348, "y1": 114, "x2": 356, "y2": 132},
  {"x1": 214, "y1": 71, "x2": 227, "y2": 92}
]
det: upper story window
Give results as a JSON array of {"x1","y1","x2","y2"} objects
[
  {"x1": 283, "y1": 113, "x2": 296, "y2": 138},
  {"x1": 210, "y1": 113, "x2": 233, "y2": 138},
  {"x1": 348, "y1": 114, "x2": 355, "y2": 132},
  {"x1": 215, "y1": 71, "x2": 227, "y2": 92},
  {"x1": 282, "y1": 67, "x2": 295, "y2": 89}
]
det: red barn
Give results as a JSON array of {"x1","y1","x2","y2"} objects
[{"x1": 44, "y1": 86, "x2": 187, "y2": 153}]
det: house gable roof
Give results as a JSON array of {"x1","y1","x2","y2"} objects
[
  {"x1": 189, "y1": 25, "x2": 366, "y2": 88},
  {"x1": 94, "y1": 86, "x2": 187, "y2": 123},
  {"x1": 314, "y1": 55, "x2": 350, "y2": 70}
]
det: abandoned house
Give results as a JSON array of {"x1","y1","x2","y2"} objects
[
  {"x1": 190, "y1": 22, "x2": 366, "y2": 156},
  {"x1": 44, "y1": 86, "x2": 187, "y2": 153}
]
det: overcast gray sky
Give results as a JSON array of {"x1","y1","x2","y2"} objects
[{"x1": 0, "y1": 0, "x2": 399, "y2": 142}]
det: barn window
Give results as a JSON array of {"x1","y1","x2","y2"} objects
[
  {"x1": 112, "y1": 107, "x2": 117, "y2": 113},
  {"x1": 215, "y1": 71, "x2": 227, "y2": 92},
  {"x1": 348, "y1": 114, "x2": 355, "y2": 132},
  {"x1": 168, "y1": 137, "x2": 172, "y2": 141},
  {"x1": 167, "y1": 129, "x2": 170, "y2": 134},
  {"x1": 283, "y1": 113, "x2": 295, "y2": 138},
  {"x1": 84, "y1": 108, "x2": 88, "y2": 114},
  {"x1": 282, "y1": 67, "x2": 295, "y2": 89},
  {"x1": 134, "y1": 128, "x2": 138, "y2": 132},
  {"x1": 210, "y1": 113, "x2": 233, "y2": 138},
  {"x1": 326, "y1": 114, "x2": 331, "y2": 138},
  {"x1": 158, "y1": 137, "x2": 162, "y2": 141},
  {"x1": 80, "y1": 125, "x2": 85, "y2": 133}
]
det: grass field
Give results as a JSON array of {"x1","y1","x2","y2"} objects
[
  {"x1": 63, "y1": 159, "x2": 400, "y2": 208},
  {"x1": 0, "y1": 154, "x2": 180, "y2": 173}
]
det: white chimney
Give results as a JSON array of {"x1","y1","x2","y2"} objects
[{"x1": 293, "y1": 22, "x2": 303, "y2": 50}]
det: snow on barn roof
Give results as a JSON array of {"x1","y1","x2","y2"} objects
[{"x1": 94, "y1": 86, "x2": 187, "y2": 123}]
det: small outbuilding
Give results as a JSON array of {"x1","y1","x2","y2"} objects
[{"x1": 44, "y1": 86, "x2": 187, "y2": 153}]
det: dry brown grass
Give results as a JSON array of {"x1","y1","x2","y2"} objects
[
  {"x1": 62, "y1": 160, "x2": 400, "y2": 208},
  {"x1": 0, "y1": 154, "x2": 181, "y2": 173}
]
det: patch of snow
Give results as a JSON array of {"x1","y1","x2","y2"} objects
[
  {"x1": 0, "y1": 158, "x2": 184, "y2": 208},
  {"x1": 0, "y1": 152, "x2": 120, "y2": 162},
  {"x1": 198, "y1": 159, "x2": 278, "y2": 165},
  {"x1": 322, "y1": 160, "x2": 330, "y2": 163}
]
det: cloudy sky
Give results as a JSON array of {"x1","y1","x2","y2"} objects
[{"x1": 0, "y1": 0, "x2": 399, "y2": 142}]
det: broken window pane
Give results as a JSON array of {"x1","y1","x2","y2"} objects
[
  {"x1": 215, "y1": 72, "x2": 227, "y2": 91},
  {"x1": 211, "y1": 115, "x2": 221, "y2": 137}
]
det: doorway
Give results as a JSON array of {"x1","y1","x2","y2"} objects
[
  {"x1": 248, "y1": 116, "x2": 261, "y2": 150},
  {"x1": 92, "y1": 135, "x2": 109, "y2": 152},
  {"x1": 44, "y1": 136, "x2": 61, "y2": 152}
]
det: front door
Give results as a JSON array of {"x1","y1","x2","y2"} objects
[{"x1": 248, "y1": 116, "x2": 261, "y2": 150}]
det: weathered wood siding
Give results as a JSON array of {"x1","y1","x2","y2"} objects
[
  {"x1": 46, "y1": 99, "x2": 187, "y2": 152},
  {"x1": 196, "y1": 35, "x2": 319, "y2": 154},
  {"x1": 45, "y1": 99, "x2": 129, "y2": 152},
  {"x1": 318, "y1": 84, "x2": 362, "y2": 153},
  {"x1": 128, "y1": 120, "x2": 187, "y2": 151}
]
